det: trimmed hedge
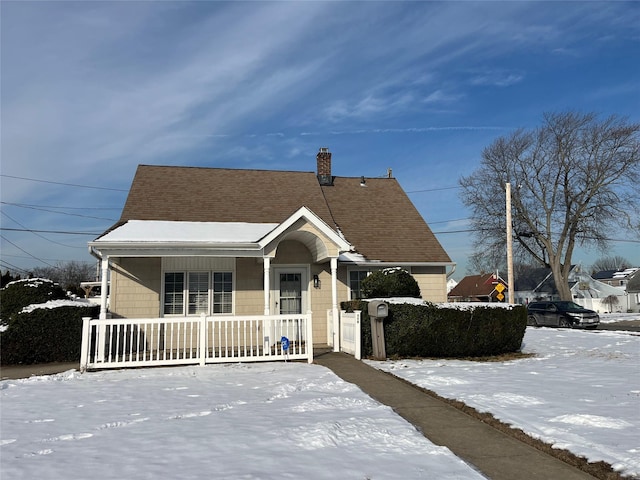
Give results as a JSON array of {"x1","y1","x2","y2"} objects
[
  {"x1": 360, "y1": 268, "x2": 421, "y2": 298},
  {"x1": 0, "y1": 304, "x2": 98, "y2": 365},
  {"x1": 342, "y1": 300, "x2": 527, "y2": 358},
  {"x1": 0, "y1": 278, "x2": 66, "y2": 324}
]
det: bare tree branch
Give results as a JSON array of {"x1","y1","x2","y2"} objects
[{"x1": 460, "y1": 111, "x2": 640, "y2": 300}]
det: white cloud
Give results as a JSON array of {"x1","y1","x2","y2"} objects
[{"x1": 470, "y1": 71, "x2": 524, "y2": 87}]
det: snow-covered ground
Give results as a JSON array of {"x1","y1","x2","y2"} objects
[
  {"x1": 1, "y1": 363, "x2": 483, "y2": 480},
  {"x1": 368, "y1": 325, "x2": 640, "y2": 478},
  {"x1": 599, "y1": 312, "x2": 640, "y2": 324},
  {"x1": 1, "y1": 318, "x2": 638, "y2": 479}
]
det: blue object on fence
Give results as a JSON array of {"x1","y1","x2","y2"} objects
[{"x1": 280, "y1": 336, "x2": 290, "y2": 352}]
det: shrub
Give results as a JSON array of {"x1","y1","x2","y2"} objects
[
  {"x1": 361, "y1": 268, "x2": 421, "y2": 298},
  {"x1": 342, "y1": 300, "x2": 526, "y2": 358},
  {"x1": 0, "y1": 304, "x2": 98, "y2": 365},
  {"x1": 0, "y1": 278, "x2": 66, "y2": 325}
]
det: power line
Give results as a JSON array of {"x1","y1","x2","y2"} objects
[
  {"x1": 0, "y1": 234, "x2": 57, "y2": 268},
  {"x1": 0, "y1": 227, "x2": 102, "y2": 235},
  {"x1": 2, "y1": 201, "x2": 120, "y2": 211},
  {"x1": 0, "y1": 174, "x2": 128, "y2": 192},
  {"x1": 0, "y1": 260, "x2": 31, "y2": 276},
  {"x1": 428, "y1": 217, "x2": 470, "y2": 225},
  {"x1": 406, "y1": 185, "x2": 461, "y2": 194},
  {"x1": 1, "y1": 201, "x2": 116, "y2": 221},
  {"x1": 1, "y1": 211, "x2": 85, "y2": 249},
  {"x1": 432, "y1": 228, "x2": 640, "y2": 244}
]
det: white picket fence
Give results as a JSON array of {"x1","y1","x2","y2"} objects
[
  {"x1": 80, "y1": 314, "x2": 313, "y2": 371},
  {"x1": 340, "y1": 310, "x2": 362, "y2": 360}
]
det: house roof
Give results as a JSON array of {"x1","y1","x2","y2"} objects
[
  {"x1": 627, "y1": 270, "x2": 640, "y2": 292},
  {"x1": 97, "y1": 220, "x2": 279, "y2": 244},
  {"x1": 592, "y1": 269, "x2": 618, "y2": 280},
  {"x1": 106, "y1": 164, "x2": 451, "y2": 264},
  {"x1": 448, "y1": 273, "x2": 506, "y2": 298}
]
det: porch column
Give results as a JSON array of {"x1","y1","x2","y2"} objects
[
  {"x1": 263, "y1": 257, "x2": 271, "y2": 315},
  {"x1": 331, "y1": 256, "x2": 339, "y2": 352},
  {"x1": 99, "y1": 258, "x2": 109, "y2": 320}
]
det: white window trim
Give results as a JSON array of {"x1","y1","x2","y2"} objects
[
  {"x1": 347, "y1": 268, "x2": 372, "y2": 301},
  {"x1": 272, "y1": 265, "x2": 310, "y2": 314},
  {"x1": 162, "y1": 268, "x2": 235, "y2": 317}
]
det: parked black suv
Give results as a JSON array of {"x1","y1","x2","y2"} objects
[{"x1": 527, "y1": 301, "x2": 599, "y2": 329}]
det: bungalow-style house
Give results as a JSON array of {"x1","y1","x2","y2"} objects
[
  {"x1": 85, "y1": 148, "x2": 453, "y2": 366},
  {"x1": 447, "y1": 272, "x2": 508, "y2": 303}
]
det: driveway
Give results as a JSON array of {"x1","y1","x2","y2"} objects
[{"x1": 598, "y1": 319, "x2": 640, "y2": 332}]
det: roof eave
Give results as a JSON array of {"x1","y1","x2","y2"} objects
[{"x1": 88, "y1": 241, "x2": 264, "y2": 258}]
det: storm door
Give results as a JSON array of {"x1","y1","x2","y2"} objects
[{"x1": 275, "y1": 268, "x2": 307, "y2": 314}]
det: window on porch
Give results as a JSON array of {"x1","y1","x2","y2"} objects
[{"x1": 164, "y1": 271, "x2": 233, "y2": 316}]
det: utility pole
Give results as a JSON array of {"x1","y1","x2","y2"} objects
[{"x1": 506, "y1": 183, "x2": 515, "y2": 304}]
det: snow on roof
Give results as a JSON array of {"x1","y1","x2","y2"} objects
[
  {"x1": 94, "y1": 220, "x2": 280, "y2": 244},
  {"x1": 338, "y1": 251, "x2": 368, "y2": 263},
  {"x1": 613, "y1": 267, "x2": 639, "y2": 279}
]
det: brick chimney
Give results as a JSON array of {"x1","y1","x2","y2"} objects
[{"x1": 317, "y1": 147, "x2": 333, "y2": 186}]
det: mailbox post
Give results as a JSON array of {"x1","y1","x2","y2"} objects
[{"x1": 368, "y1": 301, "x2": 388, "y2": 360}]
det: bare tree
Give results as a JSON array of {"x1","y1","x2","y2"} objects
[
  {"x1": 460, "y1": 112, "x2": 640, "y2": 301},
  {"x1": 590, "y1": 255, "x2": 631, "y2": 274},
  {"x1": 30, "y1": 260, "x2": 95, "y2": 292},
  {"x1": 603, "y1": 294, "x2": 619, "y2": 313}
]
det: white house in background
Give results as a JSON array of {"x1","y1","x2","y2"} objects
[
  {"x1": 569, "y1": 266, "x2": 630, "y2": 313},
  {"x1": 592, "y1": 268, "x2": 639, "y2": 289},
  {"x1": 513, "y1": 265, "x2": 634, "y2": 312}
]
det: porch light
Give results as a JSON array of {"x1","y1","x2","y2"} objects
[{"x1": 313, "y1": 274, "x2": 320, "y2": 288}]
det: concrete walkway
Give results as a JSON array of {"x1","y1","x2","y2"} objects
[
  {"x1": 2, "y1": 355, "x2": 598, "y2": 479},
  {"x1": 1, "y1": 362, "x2": 79, "y2": 380},
  {"x1": 314, "y1": 351, "x2": 597, "y2": 480}
]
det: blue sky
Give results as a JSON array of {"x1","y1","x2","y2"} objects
[{"x1": 1, "y1": 1, "x2": 639, "y2": 280}]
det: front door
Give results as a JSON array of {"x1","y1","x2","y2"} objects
[{"x1": 275, "y1": 268, "x2": 307, "y2": 314}]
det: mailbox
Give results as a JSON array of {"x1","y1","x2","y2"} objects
[{"x1": 368, "y1": 300, "x2": 388, "y2": 318}]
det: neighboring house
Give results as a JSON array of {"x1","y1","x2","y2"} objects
[
  {"x1": 568, "y1": 265, "x2": 628, "y2": 313},
  {"x1": 447, "y1": 273, "x2": 508, "y2": 303},
  {"x1": 88, "y1": 148, "x2": 454, "y2": 347},
  {"x1": 512, "y1": 267, "x2": 556, "y2": 305},
  {"x1": 513, "y1": 265, "x2": 632, "y2": 312},
  {"x1": 626, "y1": 270, "x2": 640, "y2": 313},
  {"x1": 592, "y1": 268, "x2": 639, "y2": 289}
]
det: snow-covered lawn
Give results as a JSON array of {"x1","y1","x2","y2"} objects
[
  {"x1": 599, "y1": 312, "x2": 640, "y2": 324},
  {"x1": 2, "y1": 319, "x2": 638, "y2": 479},
  {"x1": 368, "y1": 326, "x2": 640, "y2": 478},
  {"x1": 1, "y1": 363, "x2": 483, "y2": 480}
]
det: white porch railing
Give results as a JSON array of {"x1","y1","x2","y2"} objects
[
  {"x1": 340, "y1": 310, "x2": 361, "y2": 360},
  {"x1": 80, "y1": 314, "x2": 313, "y2": 372}
]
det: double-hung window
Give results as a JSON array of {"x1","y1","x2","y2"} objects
[
  {"x1": 213, "y1": 272, "x2": 233, "y2": 314},
  {"x1": 164, "y1": 272, "x2": 185, "y2": 315},
  {"x1": 164, "y1": 271, "x2": 233, "y2": 316},
  {"x1": 349, "y1": 270, "x2": 370, "y2": 300},
  {"x1": 188, "y1": 272, "x2": 209, "y2": 315}
]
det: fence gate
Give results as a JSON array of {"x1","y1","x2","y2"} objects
[{"x1": 340, "y1": 310, "x2": 361, "y2": 360}]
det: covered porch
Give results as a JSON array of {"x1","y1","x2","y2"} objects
[{"x1": 85, "y1": 207, "x2": 352, "y2": 369}]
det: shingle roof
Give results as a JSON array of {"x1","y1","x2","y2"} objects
[
  {"x1": 111, "y1": 164, "x2": 451, "y2": 264},
  {"x1": 448, "y1": 273, "x2": 505, "y2": 298}
]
